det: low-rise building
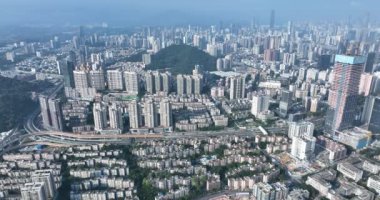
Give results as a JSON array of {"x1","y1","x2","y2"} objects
[
  {"x1": 337, "y1": 162, "x2": 363, "y2": 182},
  {"x1": 367, "y1": 175, "x2": 380, "y2": 194}
]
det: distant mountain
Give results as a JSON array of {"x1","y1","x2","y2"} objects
[{"x1": 147, "y1": 44, "x2": 216, "y2": 74}]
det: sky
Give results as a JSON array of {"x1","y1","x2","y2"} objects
[{"x1": 0, "y1": 0, "x2": 379, "y2": 27}]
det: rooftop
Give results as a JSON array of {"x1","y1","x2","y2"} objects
[{"x1": 335, "y1": 55, "x2": 366, "y2": 65}]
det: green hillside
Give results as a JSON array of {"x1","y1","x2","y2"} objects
[
  {"x1": 147, "y1": 44, "x2": 216, "y2": 74},
  {"x1": 0, "y1": 77, "x2": 50, "y2": 132}
]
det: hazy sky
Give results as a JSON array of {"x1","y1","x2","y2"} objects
[{"x1": 0, "y1": 0, "x2": 379, "y2": 27}]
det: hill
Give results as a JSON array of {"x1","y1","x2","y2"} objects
[
  {"x1": 0, "y1": 77, "x2": 50, "y2": 132},
  {"x1": 147, "y1": 45, "x2": 216, "y2": 74}
]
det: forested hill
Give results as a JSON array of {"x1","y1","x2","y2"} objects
[
  {"x1": 146, "y1": 44, "x2": 217, "y2": 74},
  {"x1": 0, "y1": 76, "x2": 49, "y2": 132}
]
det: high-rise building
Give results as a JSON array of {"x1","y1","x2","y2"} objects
[
  {"x1": 318, "y1": 54, "x2": 332, "y2": 70},
  {"x1": 31, "y1": 170, "x2": 56, "y2": 199},
  {"x1": 72, "y1": 36, "x2": 80, "y2": 49},
  {"x1": 177, "y1": 74, "x2": 186, "y2": 95},
  {"x1": 217, "y1": 58, "x2": 224, "y2": 71},
  {"x1": 359, "y1": 73, "x2": 373, "y2": 96},
  {"x1": 193, "y1": 75, "x2": 203, "y2": 95},
  {"x1": 21, "y1": 182, "x2": 47, "y2": 200},
  {"x1": 288, "y1": 121, "x2": 314, "y2": 139},
  {"x1": 58, "y1": 59, "x2": 75, "y2": 88},
  {"x1": 154, "y1": 71, "x2": 162, "y2": 93},
  {"x1": 39, "y1": 96, "x2": 51, "y2": 128},
  {"x1": 279, "y1": 90, "x2": 293, "y2": 117},
  {"x1": 264, "y1": 49, "x2": 279, "y2": 62},
  {"x1": 145, "y1": 71, "x2": 171, "y2": 95},
  {"x1": 89, "y1": 70, "x2": 105, "y2": 91},
  {"x1": 365, "y1": 96, "x2": 380, "y2": 134},
  {"x1": 144, "y1": 99, "x2": 157, "y2": 128},
  {"x1": 48, "y1": 99, "x2": 64, "y2": 131},
  {"x1": 109, "y1": 103, "x2": 123, "y2": 131},
  {"x1": 128, "y1": 100, "x2": 141, "y2": 130},
  {"x1": 145, "y1": 71, "x2": 155, "y2": 94},
  {"x1": 93, "y1": 102, "x2": 107, "y2": 131},
  {"x1": 287, "y1": 21, "x2": 293, "y2": 34},
  {"x1": 230, "y1": 75, "x2": 246, "y2": 99},
  {"x1": 161, "y1": 72, "x2": 171, "y2": 94},
  {"x1": 185, "y1": 75, "x2": 193, "y2": 95},
  {"x1": 310, "y1": 97, "x2": 320, "y2": 113},
  {"x1": 291, "y1": 136, "x2": 316, "y2": 160},
  {"x1": 253, "y1": 182, "x2": 288, "y2": 200},
  {"x1": 370, "y1": 72, "x2": 380, "y2": 96},
  {"x1": 142, "y1": 53, "x2": 151, "y2": 65},
  {"x1": 107, "y1": 70, "x2": 124, "y2": 90},
  {"x1": 365, "y1": 52, "x2": 376, "y2": 73},
  {"x1": 159, "y1": 98, "x2": 172, "y2": 128},
  {"x1": 251, "y1": 92, "x2": 270, "y2": 117},
  {"x1": 73, "y1": 70, "x2": 89, "y2": 89},
  {"x1": 124, "y1": 71, "x2": 140, "y2": 95},
  {"x1": 298, "y1": 68, "x2": 306, "y2": 81},
  {"x1": 325, "y1": 55, "x2": 365, "y2": 132}
]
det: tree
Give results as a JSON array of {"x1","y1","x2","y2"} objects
[
  {"x1": 140, "y1": 179, "x2": 158, "y2": 200},
  {"x1": 0, "y1": 77, "x2": 51, "y2": 132},
  {"x1": 147, "y1": 44, "x2": 217, "y2": 74}
]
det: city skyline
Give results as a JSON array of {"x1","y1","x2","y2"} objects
[
  {"x1": 0, "y1": 0, "x2": 379, "y2": 27},
  {"x1": 1, "y1": 1, "x2": 380, "y2": 200}
]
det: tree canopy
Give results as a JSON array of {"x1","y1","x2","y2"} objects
[
  {"x1": 0, "y1": 76, "x2": 49, "y2": 132},
  {"x1": 147, "y1": 44, "x2": 216, "y2": 74}
]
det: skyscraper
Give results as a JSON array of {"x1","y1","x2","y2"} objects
[
  {"x1": 177, "y1": 74, "x2": 186, "y2": 95},
  {"x1": 163, "y1": 73, "x2": 172, "y2": 93},
  {"x1": 364, "y1": 52, "x2": 376, "y2": 73},
  {"x1": 318, "y1": 54, "x2": 332, "y2": 70},
  {"x1": 367, "y1": 97, "x2": 380, "y2": 134},
  {"x1": 73, "y1": 70, "x2": 89, "y2": 89},
  {"x1": 217, "y1": 58, "x2": 224, "y2": 71},
  {"x1": 128, "y1": 100, "x2": 141, "y2": 130},
  {"x1": 31, "y1": 170, "x2": 56, "y2": 199},
  {"x1": 109, "y1": 103, "x2": 123, "y2": 131},
  {"x1": 48, "y1": 99, "x2": 64, "y2": 131},
  {"x1": 229, "y1": 75, "x2": 246, "y2": 99},
  {"x1": 185, "y1": 75, "x2": 193, "y2": 95},
  {"x1": 193, "y1": 75, "x2": 203, "y2": 95},
  {"x1": 145, "y1": 71, "x2": 155, "y2": 94},
  {"x1": 89, "y1": 70, "x2": 105, "y2": 91},
  {"x1": 279, "y1": 90, "x2": 293, "y2": 117},
  {"x1": 291, "y1": 136, "x2": 316, "y2": 160},
  {"x1": 159, "y1": 98, "x2": 172, "y2": 128},
  {"x1": 93, "y1": 102, "x2": 107, "y2": 131},
  {"x1": 124, "y1": 71, "x2": 140, "y2": 95},
  {"x1": 144, "y1": 99, "x2": 157, "y2": 128},
  {"x1": 325, "y1": 55, "x2": 365, "y2": 133},
  {"x1": 58, "y1": 59, "x2": 75, "y2": 88},
  {"x1": 107, "y1": 69, "x2": 124, "y2": 90},
  {"x1": 251, "y1": 92, "x2": 270, "y2": 117},
  {"x1": 21, "y1": 182, "x2": 47, "y2": 200},
  {"x1": 154, "y1": 71, "x2": 162, "y2": 93}
]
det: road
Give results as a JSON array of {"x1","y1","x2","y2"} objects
[
  {"x1": 0, "y1": 80, "x2": 289, "y2": 153},
  {"x1": 0, "y1": 125, "x2": 287, "y2": 154}
]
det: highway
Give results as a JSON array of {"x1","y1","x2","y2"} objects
[
  {"x1": 0, "y1": 80, "x2": 289, "y2": 153},
  {"x1": 0, "y1": 125, "x2": 287, "y2": 154}
]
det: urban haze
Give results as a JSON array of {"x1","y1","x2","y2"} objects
[{"x1": 0, "y1": 1, "x2": 380, "y2": 200}]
